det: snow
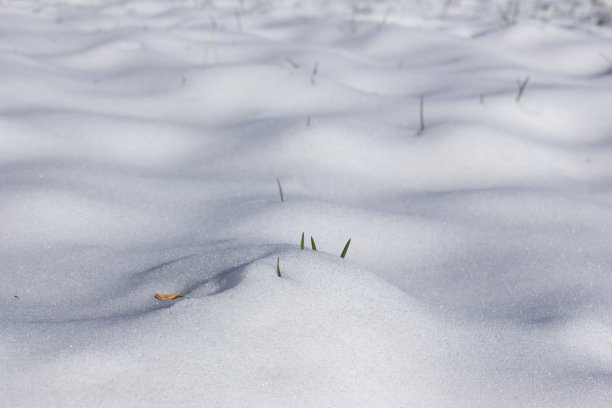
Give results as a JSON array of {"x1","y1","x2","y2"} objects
[{"x1": 1, "y1": 0, "x2": 612, "y2": 406}]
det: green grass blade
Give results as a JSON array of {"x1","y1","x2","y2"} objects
[
  {"x1": 286, "y1": 57, "x2": 299, "y2": 69},
  {"x1": 516, "y1": 75, "x2": 529, "y2": 103},
  {"x1": 276, "y1": 178, "x2": 284, "y2": 202},
  {"x1": 419, "y1": 95, "x2": 425, "y2": 133},
  {"x1": 310, "y1": 61, "x2": 319, "y2": 85},
  {"x1": 340, "y1": 238, "x2": 351, "y2": 258},
  {"x1": 300, "y1": 232, "x2": 305, "y2": 250},
  {"x1": 276, "y1": 257, "x2": 281, "y2": 277},
  {"x1": 311, "y1": 236, "x2": 317, "y2": 251}
]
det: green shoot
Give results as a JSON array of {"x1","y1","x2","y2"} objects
[
  {"x1": 277, "y1": 257, "x2": 281, "y2": 277},
  {"x1": 300, "y1": 232, "x2": 305, "y2": 250},
  {"x1": 340, "y1": 238, "x2": 351, "y2": 258},
  {"x1": 311, "y1": 236, "x2": 317, "y2": 251},
  {"x1": 419, "y1": 95, "x2": 425, "y2": 133},
  {"x1": 310, "y1": 61, "x2": 319, "y2": 85},
  {"x1": 516, "y1": 76, "x2": 529, "y2": 103},
  {"x1": 286, "y1": 57, "x2": 300, "y2": 69},
  {"x1": 479, "y1": 93, "x2": 484, "y2": 105},
  {"x1": 276, "y1": 178, "x2": 284, "y2": 202}
]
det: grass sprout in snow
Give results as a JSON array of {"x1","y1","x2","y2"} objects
[
  {"x1": 276, "y1": 178, "x2": 284, "y2": 202},
  {"x1": 516, "y1": 75, "x2": 530, "y2": 103},
  {"x1": 340, "y1": 238, "x2": 351, "y2": 258},
  {"x1": 418, "y1": 95, "x2": 425, "y2": 134},
  {"x1": 286, "y1": 57, "x2": 299, "y2": 69},
  {"x1": 300, "y1": 233, "x2": 351, "y2": 257},
  {"x1": 311, "y1": 61, "x2": 319, "y2": 85}
]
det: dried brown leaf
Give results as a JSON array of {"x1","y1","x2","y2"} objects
[{"x1": 154, "y1": 293, "x2": 183, "y2": 301}]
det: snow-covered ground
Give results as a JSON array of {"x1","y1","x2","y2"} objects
[{"x1": 2, "y1": 0, "x2": 612, "y2": 406}]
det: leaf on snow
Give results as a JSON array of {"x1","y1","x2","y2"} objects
[{"x1": 154, "y1": 293, "x2": 183, "y2": 301}]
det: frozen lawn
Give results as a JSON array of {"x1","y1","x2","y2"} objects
[{"x1": 1, "y1": 0, "x2": 612, "y2": 406}]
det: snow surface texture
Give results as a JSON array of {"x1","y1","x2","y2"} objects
[{"x1": 1, "y1": 0, "x2": 612, "y2": 406}]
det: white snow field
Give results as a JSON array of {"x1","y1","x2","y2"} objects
[{"x1": 1, "y1": 0, "x2": 612, "y2": 406}]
